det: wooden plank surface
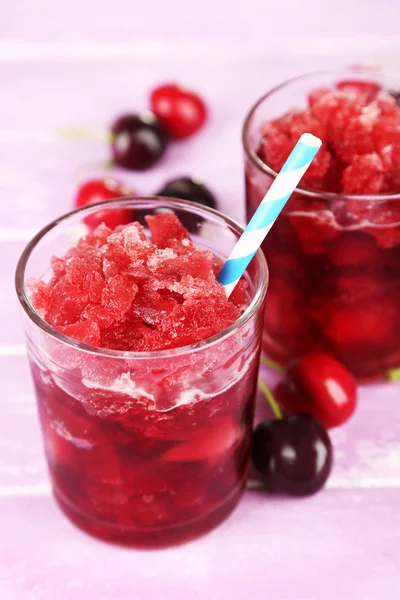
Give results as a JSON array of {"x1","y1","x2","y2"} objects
[{"x1": 1, "y1": 3, "x2": 400, "y2": 598}]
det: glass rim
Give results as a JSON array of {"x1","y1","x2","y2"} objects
[
  {"x1": 242, "y1": 68, "x2": 400, "y2": 202},
  {"x1": 15, "y1": 196, "x2": 268, "y2": 359}
]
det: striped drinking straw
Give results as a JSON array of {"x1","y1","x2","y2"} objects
[{"x1": 217, "y1": 133, "x2": 322, "y2": 297}]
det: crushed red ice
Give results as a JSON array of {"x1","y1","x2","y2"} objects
[
  {"x1": 29, "y1": 213, "x2": 246, "y2": 351},
  {"x1": 258, "y1": 80, "x2": 400, "y2": 195}
]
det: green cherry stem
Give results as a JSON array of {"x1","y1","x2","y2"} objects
[
  {"x1": 58, "y1": 127, "x2": 113, "y2": 143},
  {"x1": 387, "y1": 368, "x2": 400, "y2": 382},
  {"x1": 246, "y1": 478, "x2": 265, "y2": 490},
  {"x1": 260, "y1": 355, "x2": 285, "y2": 373},
  {"x1": 257, "y1": 378, "x2": 283, "y2": 420}
]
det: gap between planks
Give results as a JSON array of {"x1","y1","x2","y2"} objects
[
  {"x1": 1, "y1": 478, "x2": 400, "y2": 500},
  {"x1": 0, "y1": 37, "x2": 399, "y2": 61}
]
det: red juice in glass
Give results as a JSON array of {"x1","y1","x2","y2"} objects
[
  {"x1": 243, "y1": 70, "x2": 400, "y2": 381},
  {"x1": 15, "y1": 198, "x2": 267, "y2": 547}
]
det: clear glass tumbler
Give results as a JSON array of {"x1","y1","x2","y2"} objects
[
  {"x1": 243, "y1": 70, "x2": 400, "y2": 381},
  {"x1": 15, "y1": 197, "x2": 268, "y2": 547}
]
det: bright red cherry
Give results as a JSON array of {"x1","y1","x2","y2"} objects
[
  {"x1": 75, "y1": 179, "x2": 134, "y2": 229},
  {"x1": 274, "y1": 352, "x2": 357, "y2": 428},
  {"x1": 150, "y1": 84, "x2": 207, "y2": 140}
]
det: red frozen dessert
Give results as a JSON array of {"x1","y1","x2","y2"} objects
[
  {"x1": 245, "y1": 75, "x2": 400, "y2": 380},
  {"x1": 28, "y1": 211, "x2": 261, "y2": 546},
  {"x1": 31, "y1": 212, "x2": 246, "y2": 351}
]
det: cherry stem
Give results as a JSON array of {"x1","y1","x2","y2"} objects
[
  {"x1": 387, "y1": 368, "x2": 400, "y2": 382},
  {"x1": 58, "y1": 127, "x2": 113, "y2": 143},
  {"x1": 260, "y1": 355, "x2": 285, "y2": 373},
  {"x1": 257, "y1": 378, "x2": 283, "y2": 420},
  {"x1": 246, "y1": 478, "x2": 264, "y2": 490}
]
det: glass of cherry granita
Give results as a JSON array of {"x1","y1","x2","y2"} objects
[
  {"x1": 244, "y1": 70, "x2": 400, "y2": 381},
  {"x1": 15, "y1": 197, "x2": 267, "y2": 547}
]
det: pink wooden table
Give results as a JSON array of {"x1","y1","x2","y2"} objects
[{"x1": 1, "y1": 2, "x2": 400, "y2": 598}]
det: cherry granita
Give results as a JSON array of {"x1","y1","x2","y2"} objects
[
  {"x1": 246, "y1": 75, "x2": 400, "y2": 380},
  {"x1": 29, "y1": 212, "x2": 246, "y2": 352},
  {"x1": 26, "y1": 210, "x2": 262, "y2": 547},
  {"x1": 257, "y1": 80, "x2": 400, "y2": 195}
]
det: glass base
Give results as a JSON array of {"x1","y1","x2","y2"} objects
[{"x1": 53, "y1": 477, "x2": 247, "y2": 548}]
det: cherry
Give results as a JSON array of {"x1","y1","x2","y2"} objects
[
  {"x1": 157, "y1": 177, "x2": 216, "y2": 209},
  {"x1": 156, "y1": 176, "x2": 217, "y2": 232},
  {"x1": 111, "y1": 112, "x2": 169, "y2": 170},
  {"x1": 150, "y1": 84, "x2": 207, "y2": 140},
  {"x1": 75, "y1": 179, "x2": 134, "y2": 229},
  {"x1": 274, "y1": 353, "x2": 357, "y2": 429},
  {"x1": 320, "y1": 297, "x2": 399, "y2": 369},
  {"x1": 328, "y1": 231, "x2": 379, "y2": 268},
  {"x1": 252, "y1": 414, "x2": 332, "y2": 496},
  {"x1": 161, "y1": 418, "x2": 239, "y2": 463},
  {"x1": 389, "y1": 89, "x2": 400, "y2": 106}
]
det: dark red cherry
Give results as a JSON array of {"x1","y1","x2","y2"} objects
[
  {"x1": 111, "y1": 112, "x2": 169, "y2": 170},
  {"x1": 252, "y1": 414, "x2": 333, "y2": 496},
  {"x1": 156, "y1": 176, "x2": 217, "y2": 232},
  {"x1": 389, "y1": 89, "x2": 400, "y2": 106},
  {"x1": 157, "y1": 177, "x2": 216, "y2": 209}
]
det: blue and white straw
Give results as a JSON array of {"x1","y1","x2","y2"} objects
[{"x1": 218, "y1": 133, "x2": 322, "y2": 297}]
